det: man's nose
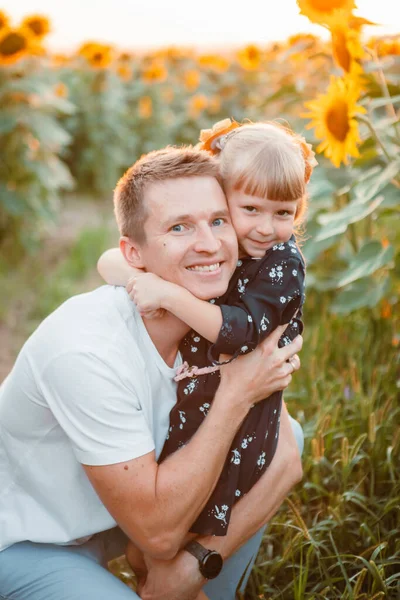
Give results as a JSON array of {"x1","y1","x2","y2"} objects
[{"x1": 193, "y1": 225, "x2": 222, "y2": 253}]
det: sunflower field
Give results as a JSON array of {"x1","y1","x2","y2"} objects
[{"x1": 0, "y1": 1, "x2": 399, "y2": 598}]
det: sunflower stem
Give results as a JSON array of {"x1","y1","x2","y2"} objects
[
  {"x1": 366, "y1": 48, "x2": 400, "y2": 145},
  {"x1": 357, "y1": 114, "x2": 393, "y2": 163}
]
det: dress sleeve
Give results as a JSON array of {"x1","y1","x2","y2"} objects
[{"x1": 208, "y1": 254, "x2": 305, "y2": 363}]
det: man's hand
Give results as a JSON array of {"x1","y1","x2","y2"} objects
[
  {"x1": 125, "y1": 540, "x2": 148, "y2": 589},
  {"x1": 139, "y1": 550, "x2": 205, "y2": 600},
  {"x1": 219, "y1": 323, "x2": 302, "y2": 409}
]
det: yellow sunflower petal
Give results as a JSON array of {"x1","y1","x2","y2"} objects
[
  {"x1": 297, "y1": 0, "x2": 356, "y2": 26},
  {"x1": 301, "y1": 75, "x2": 366, "y2": 167},
  {"x1": 0, "y1": 10, "x2": 10, "y2": 30}
]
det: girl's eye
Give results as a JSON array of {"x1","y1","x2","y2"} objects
[
  {"x1": 212, "y1": 218, "x2": 225, "y2": 226},
  {"x1": 244, "y1": 206, "x2": 257, "y2": 213},
  {"x1": 277, "y1": 210, "x2": 292, "y2": 217}
]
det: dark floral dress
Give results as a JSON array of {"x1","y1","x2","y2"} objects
[{"x1": 158, "y1": 236, "x2": 305, "y2": 535}]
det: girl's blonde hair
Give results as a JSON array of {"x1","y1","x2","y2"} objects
[{"x1": 205, "y1": 121, "x2": 316, "y2": 225}]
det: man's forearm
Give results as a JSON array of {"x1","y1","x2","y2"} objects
[
  {"x1": 153, "y1": 385, "x2": 250, "y2": 554},
  {"x1": 196, "y1": 404, "x2": 303, "y2": 560}
]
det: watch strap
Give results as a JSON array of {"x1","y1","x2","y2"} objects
[{"x1": 184, "y1": 540, "x2": 210, "y2": 562}]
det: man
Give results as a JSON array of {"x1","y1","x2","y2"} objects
[{"x1": 0, "y1": 146, "x2": 303, "y2": 600}]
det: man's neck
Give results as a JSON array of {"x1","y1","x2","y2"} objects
[{"x1": 142, "y1": 311, "x2": 190, "y2": 368}]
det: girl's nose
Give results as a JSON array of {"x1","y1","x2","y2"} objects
[{"x1": 256, "y1": 218, "x2": 274, "y2": 236}]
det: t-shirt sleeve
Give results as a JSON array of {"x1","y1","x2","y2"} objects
[
  {"x1": 209, "y1": 254, "x2": 305, "y2": 361},
  {"x1": 41, "y1": 350, "x2": 155, "y2": 466}
]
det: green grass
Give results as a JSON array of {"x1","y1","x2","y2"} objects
[
  {"x1": 244, "y1": 300, "x2": 400, "y2": 599},
  {"x1": 0, "y1": 222, "x2": 114, "y2": 368}
]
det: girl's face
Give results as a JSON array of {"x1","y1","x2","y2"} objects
[{"x1": 226, "y1": 188, "x2": 298, "y2": 258}]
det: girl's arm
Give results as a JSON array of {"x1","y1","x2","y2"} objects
[
  {"x1": 98, "y1": 247, "x2": 223, "y2": 340},
  {"x1": 129, "y1": 274, "x2": 223, "y2": 343},
  {"x1": 97, "y1": 247, "x2": 138, "y2": 286}
]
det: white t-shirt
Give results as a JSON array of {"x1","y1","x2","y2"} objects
[{"x1": 0, "y1": 286, "x2": 181, "y2": 551}]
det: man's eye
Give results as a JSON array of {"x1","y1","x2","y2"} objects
[
  {"x1": 212, "y1": 218, "x2": 225, "y2": 226},
  {"x1": 171, "y1": 224, "x2": 185, "y2": 232}
]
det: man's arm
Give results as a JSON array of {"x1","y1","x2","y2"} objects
[
  {"x1": 83, "y1": 327, "x2": 302, "y2": 561},
  {"x1": 139, "y1": 403, "x2": 303, "y2": 600}
]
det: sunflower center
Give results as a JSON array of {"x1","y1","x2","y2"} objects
[
  {"x1": 309, "y1": 0, "x2": 348, "y2": 13},
  {"x1": 247, "y1": 47, "x2": 259, "y2": 60},
  {"x1": 326, "y1": 100, "x2": 350, "y2": 141},
  {"x1": 27, "y1": 19, "x2": 44, "y2": 36},
  {"x1": 0, "y1": 31, "x2": 27, "y2": 56}
]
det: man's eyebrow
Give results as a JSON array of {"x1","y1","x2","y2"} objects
[
  {"x1": 163, "y1": 214, "x2": 193, "y2": 227},
  {"x1": 211, "y1": 209, "x2": 230, "y2": 219},
  {"x1": 163, "y1": 209, "x2": 230, "y2": 227}
]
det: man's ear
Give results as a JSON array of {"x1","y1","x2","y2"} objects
[{"x1": 119, "y1": 236, "x2": 145, "y2": 269}]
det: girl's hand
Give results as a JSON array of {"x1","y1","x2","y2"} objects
[{"x1": 127, "y1": 273, "x2": 172, "y2": 317}]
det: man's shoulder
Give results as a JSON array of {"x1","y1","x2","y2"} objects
[{"x1": 24, "y1": 285, "x2": 141, "y2": 366}]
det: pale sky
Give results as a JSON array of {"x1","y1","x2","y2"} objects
[{"x1": 4, "y1": 0, "x2": 399, "y2": 51}]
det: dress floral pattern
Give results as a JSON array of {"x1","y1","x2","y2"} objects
[{"x1": 158, "y1": 235, "x2": 306, "y2": 535}]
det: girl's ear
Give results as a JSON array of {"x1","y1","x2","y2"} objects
[{"x1": 119, "y1": 236, "x2": 145, "y2": 269}]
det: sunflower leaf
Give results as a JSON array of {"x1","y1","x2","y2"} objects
[
  {"x1": 366, "y1": 94, "x2": 400, "y2": 110},
  {"x1": 315, "y1": 196, "x2": 385, "y2": 241},
  {"x1": 330, "y1": 276, "x2": 391, "y2": 314},
  {"x1": 335, "y1": 241, "x2": 394, "y2": 288}
]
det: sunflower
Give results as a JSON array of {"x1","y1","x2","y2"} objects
[
  {"x1": 302, "y1": 75, "x2": 366, "y2": 167},
  {"x1": 369, "y1": 36, "x2": 400, "y2": 57},
  {"x1": 0, "y1": 10, "x2": 9, "y2": 30},
  {"x1": 297, "y1": 0, "x2": 356, "y2": 26},
  {"x1": 329, "y1": 14, "x2": 365, "y2": 73},
  {"x1": 138, "y1": 96, "x2": 153, "y2": 119},
  {"x1": 21, "y1": 14, "x2": 50, "y2": 39},
  {"x1": 188, "y1": 94, "x2": 208, "y2": 119},
  {"x1": 288, "y1": 33, "x2": 318, "y2": 46},
  {"x1": 197, "y1": 54, "x2": 229, "y2": 73},
  {"x1": 141, "y1": 61, "x2": 168, "y2": 83},
  {"x1": 0, "y1": 27, "x2": 31, "y2": 65},
  {"x1": 183, "y1": 69, "x2": 200, "y2": 91},
  {"x1": 81, "y1": 43, "x2": 113, "y2": 69},
  {"x1": 117, "y1": 64, "x2": 132, "y2": 81},
  {"x1": 78, "y1": 42, "x2": 97, "y2": 57},
  {"x1": 237, "y1": 44, "x2": 263, "y2": 70}
]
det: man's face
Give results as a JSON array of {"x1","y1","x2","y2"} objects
[{"x1": 136, "y1": 176, "x2": 238, "y2": 301}]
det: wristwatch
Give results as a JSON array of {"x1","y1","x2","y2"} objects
[{"x1": 184, "y1": 540, "x2": 223, "y2": 579}]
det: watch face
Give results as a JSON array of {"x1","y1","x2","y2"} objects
[{"x1": 201, "y1": 551, "x2": 223, "y2": 579}]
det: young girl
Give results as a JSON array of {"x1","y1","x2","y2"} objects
[{"x1": 98, "y1": 119, "x2": 315, "y2": 590}]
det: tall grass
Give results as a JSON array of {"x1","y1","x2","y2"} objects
[{"x1": 245, "y1": 299, "x2": 400, "y2": 599}]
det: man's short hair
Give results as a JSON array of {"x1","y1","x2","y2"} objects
[{"x1": 114, "y1": 146, "x2": 221, "y2": 244}]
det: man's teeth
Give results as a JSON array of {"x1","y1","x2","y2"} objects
[{"x1": 187, "y1": 263, "x2": 220, "y2": 272}]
